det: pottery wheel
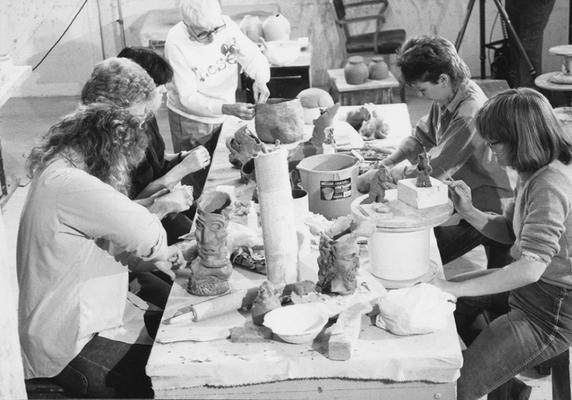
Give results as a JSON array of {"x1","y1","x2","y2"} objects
[
  {"x1": 352, "y1": 194, "x2": 454, "y2": 232},
  {"x1": 549, "y1": 45, "x2": 572, "y2": 57},
  {"x1": 548, "y1": 72, "x2": 572, "y2": 85}
]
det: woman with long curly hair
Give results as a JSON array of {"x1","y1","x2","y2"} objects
[
  {"x1": 432, "y1": 88, "x2": 572, "y2": 399},
  {"x1": 18, "y1": 103, "x2": 184, "y2": 398}
]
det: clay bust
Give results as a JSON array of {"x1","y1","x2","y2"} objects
[
  {"x1": 416, "y1": 151, "x2": 433, "y2": 188},
  {"x1": 365, "y1": 164, "x2": 396, "y2": 204},
  {"x1": 226, "y1": 125, "x2": 263, "y2": 168},
  {"x1": 251, "y1": 280, "x2": 283, "y2": 325},
  {"x1": 316, "y1": 217, "x2": 375, "y2": 295},
  {"x1": 187, "y1": 191, "x2": 233, "y2": 296}
]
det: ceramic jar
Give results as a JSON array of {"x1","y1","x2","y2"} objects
[
  {"x1": 262, "y1": 14, "x2": 291, "y2": 41},
  {"x1": 344, "y1": 56, "x2": 369, "y2": 85},
  {"x1": 369, "y1": 56, "x2": 389, "y2": 80},
  {"x1": 239, "y1": 15, "x2": 262, "y2": 43}
]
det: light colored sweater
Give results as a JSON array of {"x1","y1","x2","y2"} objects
[
  {"x1": 17, "y1": 159, "x2": 169, "y2": 378},
  {"x1": 165, "y1": 16, "x2": 270, "y2": 124},
  {"x1": 510, "y1": 160, "x2": 572, "y2": 288}
]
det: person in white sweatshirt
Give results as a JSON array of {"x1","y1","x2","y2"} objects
[{"x1": 164, "y1": 0, "x2": 270, "y2": 218}]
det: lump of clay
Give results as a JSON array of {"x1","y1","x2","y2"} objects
[
  {"x1": 226, "y1": 125, "x2": 263, "y2": 168},
  {"x1": 359, "y1": 110, "x2": 389, "y2": 140},
  {"x1": 346, "y1": 106, "x2": 370, "y2": 131},
  {"x1": 255, "y1": 98, "x2": 305, "y2": 144},
  {"x1": 296, "y1": 87, "x2": 335, "y2": 124},
  {"x1": 251, "y1": 280, "x2": 283, "y2": 325}
]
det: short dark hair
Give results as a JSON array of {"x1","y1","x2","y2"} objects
[
  {"x1": 117, "y1": 46, "x2": 173, "y2": 86},
  {"x1": 476, "y1": 88, "x2": 572, "y2": 172},
  {"x1": 397, "y1": 35, "x2": 470, "y2": 88}
]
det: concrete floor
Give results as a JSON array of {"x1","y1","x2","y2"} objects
[{"x1": 0, "y1": 90, "x2": 565, "y2": 399}]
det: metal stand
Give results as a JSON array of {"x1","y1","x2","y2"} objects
[{"x1": 454, "y1": 0, "x2": 535, "y2": 79}]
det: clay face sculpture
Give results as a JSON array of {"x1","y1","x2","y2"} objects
[
  {"x1": 316, "y1": 217, "x2": 375, "y2": 295},
  {"x1": 416, "y1": 151, "x2": 432, "y2": 188},
  {"x1": 226, "y1": 125, "x2": 263, "y2": 168},
  {"x1": 187, "y1": 191, "x2": 233, "y2": 296}
]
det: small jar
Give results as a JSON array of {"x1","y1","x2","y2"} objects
[
  {"x1": 344, "y1": 56, "x2": 369, "y2": 85},
  {"x1": 368, "y1": 56, "x2": 389, "y2": 80}
]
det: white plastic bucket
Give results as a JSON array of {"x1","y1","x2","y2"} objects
[{"x1": 296, "y1": 153, "x2": 359, "y2": 219}]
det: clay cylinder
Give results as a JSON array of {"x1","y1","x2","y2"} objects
[
  {"x1": 254, "y1": 148, "x2": 298, "y2": 284},
  {"x1": 368, "y1": 56, "x2": 389, "y2": 80},
  {"x1": 344, "y1": 56, "x2": 369, "y2": 85},
  {"x1": 255, "y1": 98, "x2": 305, "y2": 144}
]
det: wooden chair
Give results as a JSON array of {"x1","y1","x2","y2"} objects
[{"x1": 332, "y1": 0, "x2": 405, "y2": 55}]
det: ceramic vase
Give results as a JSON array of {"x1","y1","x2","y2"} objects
[
  {"x1": 262, "y1": 13, "x2": 291, "y2": 41},
  {"x1": 254, "y1": 98, "x2": 305, "y2": 143},
  {"x1": 368, "y1": 56, "x2": 389, "y2": 80},
  {"x1": 239, "y1": 15, "x2": 262, "y2": 43},
  {"x1": 344, "y1": 56, "x2": 369, "y2": 85}
]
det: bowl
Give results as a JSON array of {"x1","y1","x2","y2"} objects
[
  {"x1": 263, "y1": 40, "x2": 301, "y2": 66},
  {"x1": 263, "y1": 303, "x2": 329, "y2": 344}
]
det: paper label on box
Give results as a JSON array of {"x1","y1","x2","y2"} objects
[{"x1": 320, "y1": 178, "x2": 352, "y2": 200}]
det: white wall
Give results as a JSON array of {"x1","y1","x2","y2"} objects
[{"x1": 1, "y1": 0, "x2": 569, "y2": 97}]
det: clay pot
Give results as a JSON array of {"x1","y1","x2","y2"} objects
[
  {"x1": 255, "y1": 98, "x2": 305, "y2": 144},
  {"x1": 368, "y1": 56, "x2": 389, "y2": 80},
  {"x1": 262, "y1": 13, "x2": 291, "y2": 41},
  {"x1": 344, "y1": 56, "x2": 369, "y2": 85},
  {"x1": 239, "y1": 15, "x2": 263, "y2": 43}
]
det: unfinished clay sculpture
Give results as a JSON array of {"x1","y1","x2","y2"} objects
[
  {"x1": 364, "y1": 164, "x2": 396, "y2": 204},
  {"x1": 288, "y1": 103, "x2": 340, "y2": 162},
  {"x1": 346, "y1": 106, "x2": 370, "y2": 131},
  {"x1": 416, "y1": 150, "x2": 432, "y2": 188},
  {"x1": 226, "y1": 125, "x2": 263, "y2": 168},
  {"x1": 359, "y1": 109, "x2": 389, "y2": 140},
  {"x1": 251, "y1": 280, "x2": 283, "y2": 325},
  {"x1": 187, "y1": 191, "x2": 233, "y2": 296},
  {"x1": 316, "y1": 217, "x2": 375, "y2": 295}
]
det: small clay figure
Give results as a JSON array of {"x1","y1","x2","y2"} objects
[
  {"x1": 187, "y1": 191, "x2": 234, "y2": 296},
  {"x1": 364, "y1": 164, "x2": 396, "y2": 204},
  {"x1": 416, "y1": 150, "x2": 433, "y2": 188},
  {"x1": 251, "y1": 280, "x2": 283, "y2": 325},
  {"x1": 316, "y1": 217, "x2": 375, "y2": 295},
  {"x1": 226, "y1": 125, "x2": 263, "y2": 168},
  {"x1": 346, "y1": 106, "x2": 370, "y2": 131}
]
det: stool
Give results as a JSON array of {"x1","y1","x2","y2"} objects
[{"x1": 327, "y1": 68, "x2": 400, "y2": 105}]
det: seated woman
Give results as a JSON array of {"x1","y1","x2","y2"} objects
[
  {"x1": 431, "y1": 88, "x2": 572, "y2": 400},
  {"x1": 17, "y1": 103, "x2": 185, "y2": 398},
  {"x1": 117, "y1": 46, "x2": 211, "y2": 231},
  {"x1": 357, "y1": 35, "x2": 516, "y2": 268}
]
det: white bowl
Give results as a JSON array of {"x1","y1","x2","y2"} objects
[
  {"x1": 263, "y1": 40, "x2": 301, "y2": 66},
  {"x1": 263, "y1": 303, "x2": 329, "y2": 344}
]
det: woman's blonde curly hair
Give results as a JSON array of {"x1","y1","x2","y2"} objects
[
  {"x1": 27, "y1": 103, "x2": 149, "y2": 195},
  {"x1": 80, "y1": 57, "x2": 157, "y2": 110}
]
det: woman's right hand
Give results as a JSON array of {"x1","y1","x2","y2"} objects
[
  {"x1": 222, "y1": 103, "x2": 255, "y2": 120},
  {"x1": 447, "y1": 180, "x2": 473, "y2": 216}
]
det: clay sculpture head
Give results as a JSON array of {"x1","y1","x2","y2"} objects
[
  {"x1": 187, "y1": 191, "x2": 233, "y2": 296},
  {"x1": 316, "y1": 217, "x2": 375, "y2": 295},
  {"x1": 255, "y1": 98, "x2": 305, "y2": 144},
  {"x1": 251, "y1": 280, "x2": 283, "y2": 325},
  {"x1": 226, "y1": 125, "x2": 263, "y2": 168}
]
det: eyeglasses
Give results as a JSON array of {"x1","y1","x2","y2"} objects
[
  {"x1": 486, "y1": 140, "x2": 501, "y2": 148},
  {"x1": 186, "y1": 22, "x2": 226, "y2": 40}
]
